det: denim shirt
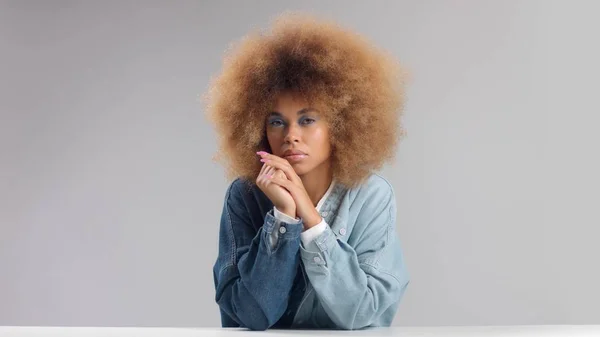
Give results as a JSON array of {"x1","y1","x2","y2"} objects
[{"x1": 212, "y1": 173, "x2": 410, "y2": 330}]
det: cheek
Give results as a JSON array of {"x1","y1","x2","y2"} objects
[
  {"x1": 309, "y1": 128, "x2": 331, "y2": 152},
  {"x1": 267, "y1": 130, "x2": 283, "y2": 142},
  {"x1": 266, "y1": 132, "x2": 282, "y2": 150}
]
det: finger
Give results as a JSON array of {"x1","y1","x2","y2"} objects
[
  {"x1": 259, "y1": 153, "x2": 288, "y2": 166},
  {"x1": 257, "y1": 165, "x2": 265, "y2": 186},
  {"x1": 269, "y1": 174, "x2": 293, "y2": 192},
  {"x1": 258, "y1": 164, "x2": 272, "y2": 186},
  {"x1": 261, "y1": 159, "x2": 299, "y2": 184},
  {"x1": 257, "y1": 151, "x2": 275, "y2": 159},
  {"x1": 260, "y1": 157, "x2": 291, "y2": 174},
  {"x1": 263, "y1": 166, "x2": 275, "y2": 185},
  {"x1": 274, "y1": 169, "x2": 286, "y2": 180},
  {"x1": 258, "y1": 152, "x2": 284, "y2": 166},
  {"x1": 258, "y1": 163, "x2": 271, "y2": 186},
  {"x1": 259, "y1": 162, "x2": 268, "y2": 175},
  {"x1": 265, "y1": 165, "x2": 274, "y2": 177}
]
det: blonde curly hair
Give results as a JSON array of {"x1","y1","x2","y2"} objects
[{"x1": 203, "y1": 12, "x2": 407, "y2": 189}]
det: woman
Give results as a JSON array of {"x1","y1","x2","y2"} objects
[{"x1": 204, "y1": 12, "x2": 410, "y2": 330}]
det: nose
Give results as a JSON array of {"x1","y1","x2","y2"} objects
[{"x1": 284, "y1": 123, "x2": 301, "y2": 144}]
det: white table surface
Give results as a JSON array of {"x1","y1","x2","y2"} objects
[{"x1": 1, "y1": 326, "x2": 599, "y2": 337}]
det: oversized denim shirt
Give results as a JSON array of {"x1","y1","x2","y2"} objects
[{"x1": 212, "y1": 173, "x2": 410, "y2": 330}]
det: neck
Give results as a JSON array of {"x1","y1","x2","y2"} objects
[{"x1": 299, "y1": 159, "x2": 333, "y2": 207}]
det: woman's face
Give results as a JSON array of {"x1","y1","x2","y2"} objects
[{"x1": 265, "y1": 92, "x2": 332, "y2": 176}]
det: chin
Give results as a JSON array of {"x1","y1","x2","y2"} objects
[{"x1": 287, "y1": 162, "x2": 310, "y2": 175}]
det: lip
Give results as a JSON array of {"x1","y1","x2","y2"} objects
[
  {"x1": 283, "y1": 149, "x2": 307, "y2": 157},
  {"x1": 283, "y1": 154, "x2": 307, "y2": 162}
]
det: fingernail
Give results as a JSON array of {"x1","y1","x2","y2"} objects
[{"x1": 260, "y1": 158, "x2": 267, "y2": 162}]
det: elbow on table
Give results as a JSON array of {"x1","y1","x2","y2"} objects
[
  {"x1": 236, "y1": 309, "x2": 278, "y2": 331},
  {"x1": 244, "y1": 322, "x2": 270, "y2": 331}
]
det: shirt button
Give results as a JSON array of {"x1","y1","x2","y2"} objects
[
  {"x1": 313, "y1": 256, "x2": 322, "y2": 263},
  {"x1": 279, "y1": 226, "x2": 287, "y2": 234},
  {"x1": 339, "y1": 227, "x2": 346, "y2": 236},
  {"x1": 321, "y1": 211, "x2": 328, "y2": 217}
]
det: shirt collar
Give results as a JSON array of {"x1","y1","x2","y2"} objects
[{"x1": 316, "y1": 178, "x2": 336, "y2": 212}]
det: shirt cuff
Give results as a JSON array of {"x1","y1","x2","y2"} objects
[
  {"x1": 300, "y1": 218, "x2": 327, "y2": 247},
  {"x1": 271, "y1": 207, "x2": 300, "y2": 250},
  {"x1": 274, "y1": 206, "x2": 301, "y2": 224}
]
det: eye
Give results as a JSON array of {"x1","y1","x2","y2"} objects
[
  {"x1": 301, "y1": 118, "x2": 315, "y2": 125},
  {"x1": 269, "y1": 119, "x2": 284, "y2": 127}
]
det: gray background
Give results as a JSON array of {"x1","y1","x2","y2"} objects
[{"x1": 1, "y1": 0, "x2": 599, "y2": 328}]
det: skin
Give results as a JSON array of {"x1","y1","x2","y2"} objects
[{"x1": 257, "y1": 92, "x2": 334, "y2": 229}]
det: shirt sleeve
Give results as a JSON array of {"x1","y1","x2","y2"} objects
[
  {"x1": 300, "y1": 218, "x2": 327, "y2": 247},
  {"x1": 213, "y1": 181, "x2": 303, "y2": 330},
  {"x1": 275, "y1": 207, "x2": 326, "y2": 247},
  {"x1": 271, "y1": 206, "x2": 301, "y2": 249},
  {"x1": 298, "y1": 184, "x2": 410, "y2": 330}
]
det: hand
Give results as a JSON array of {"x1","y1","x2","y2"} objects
[
  {"x1": 255, "y1": 161, "x2": 296, "y2": 217},
  {"x1": 257, "y1": 151, "x2": 322, "y2": 228}
]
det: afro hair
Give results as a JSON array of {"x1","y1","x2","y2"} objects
[{"x1": 203, "y1": 12, "x2": 407, "y2": 188}]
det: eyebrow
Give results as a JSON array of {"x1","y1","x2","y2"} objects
[{"x1": 268, "y1": 108, "x2": 315, "y2": 117}]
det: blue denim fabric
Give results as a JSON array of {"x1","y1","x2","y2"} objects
[{"x1": 212, "y1": 173, "x2": 410, "y2": 330}]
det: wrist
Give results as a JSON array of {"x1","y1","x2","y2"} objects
[
  {"x1": 280, "y1": 207, "x2": 297, "y2": 218},
  {"x1": 303, "y1": 210, "x2": 322, "y2": 229}
]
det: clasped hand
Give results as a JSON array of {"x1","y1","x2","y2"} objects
[{"x1": 255, "y1": 151, "x2": 322, "y2": 229}]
